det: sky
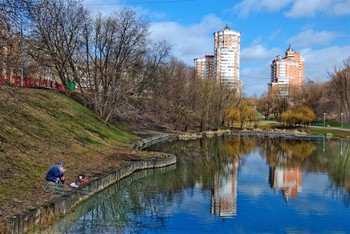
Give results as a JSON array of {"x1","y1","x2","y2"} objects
[{"x1": 83, "y1": 0, "x2": 350, "y2": 97}]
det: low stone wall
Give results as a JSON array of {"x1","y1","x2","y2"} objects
[
  {"x1": 0, "y1": 154, "x2": 176, "y2": 234},
  {"x1": 132, "y1": 134, "x2": 178, "y2": 150}
]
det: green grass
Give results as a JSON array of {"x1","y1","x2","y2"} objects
[
  {"x1": 299, "y1": 128, "x2": 350, "y2": 139},
  {"x1": 255, "y1": 120, "x2": 350, "y2": 139},
  {"x1": 325, "y1": 120, "x2": 350, "y2": 129},
  {"x1": 0, "y1": 87, "x2": 139, "y2": 210}
]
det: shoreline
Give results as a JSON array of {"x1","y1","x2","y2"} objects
[
  {"x1": 0, "y1": 129, "x2": 340, "y2": 233},
  {"x1": 0, "y1": 137, "x2": 176, "y2": 234}
]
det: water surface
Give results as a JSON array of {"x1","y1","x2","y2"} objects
[{"x1": 45, "y1": 136, "x2": 350, "y2": 233}]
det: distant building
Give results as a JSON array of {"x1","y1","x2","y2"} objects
[
  {"x1": 269, "y1": 45, "x2": 304, "y2": 96},
  {"x1": 194, "y1": 25, "x2": 242, "y2": 95},
  {"x1": 194, "y1": 55, "x2": 215, "y2": 80},
  {"x1": 214, "y1": 25, "x2": 242, "y2": 95}
]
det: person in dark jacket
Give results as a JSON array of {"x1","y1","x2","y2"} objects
[{"x1": 46, "y1": 160, "x2": 66, "y2": 184}]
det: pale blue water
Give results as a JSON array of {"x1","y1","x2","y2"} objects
[{"x1": 44, "y1": 136, "x2": 350, "y2": 233}]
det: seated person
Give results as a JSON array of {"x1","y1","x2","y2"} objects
[
  {"x1": 46, "y1": 160, "x2": 66, "y2": 184},
  {"x1": 70, "y1": 174, "x2": 89, "y2": 188}
]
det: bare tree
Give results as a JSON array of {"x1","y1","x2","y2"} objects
[
  {"x1": 198, "y1": 79, "x2": 216, "y2": 131},
  {"x1": 0, "y1": 0, "x2": 34, "y2": 83},
  {"x1": 256, "y1": 91, "x2": 274, "y2": 120},
  {"x1": 329, "y1": 57, "x2": 350, "y2": 124},
  {"x1": 168, "y1": 59, "x2": 197, "y2": 130},
  {"x1": 80, "y1": 9, "x2": 149, "y2": 123},
  {"x1": 271, "y1": 94, "x2": 289, "y2": 120},
  {"x1": 301, "y1": 81, "x2": 335, "y2": 121},
  {"x1": 28, "y1": 0, "x2": 88, "y2": 88},
  {"x1": 130, "y1": 40, "x2": 172, "y2": 97}
]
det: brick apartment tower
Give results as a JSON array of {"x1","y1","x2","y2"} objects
[
  {"x1": 194, "y1": 55, "x2": 215, "y2": 80},
  {"x1": 214, "y1": 25, "x2": 242, "y2": 95},
  {"x1": 269, "y1": 45, "x2": 304, "y2": 96}
]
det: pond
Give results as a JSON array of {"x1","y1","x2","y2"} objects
[{"x1": 43, "y1": 135, "x2": 350, "y2": 233}]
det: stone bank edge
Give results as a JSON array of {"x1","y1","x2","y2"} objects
[{"x1": 1, "y1": 136, "x2": 176, "y2": 234}]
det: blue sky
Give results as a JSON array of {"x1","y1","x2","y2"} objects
[{"x1": 84, "y1": 0, "x2": 350, "y2": 97}]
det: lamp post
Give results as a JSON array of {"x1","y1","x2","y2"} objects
[
  {"x1": 341, "y1": 112, "x2": 344, "y2": 128},
  {"x1": 323, "y1": 113, "x2": 326, "y2": 127}
]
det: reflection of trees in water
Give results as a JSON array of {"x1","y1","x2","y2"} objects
[
  {"x1": 256, "y1": 136, "x2": 350, "y2": 206},
  {"x1": 56, "y1": 168, "x2": 176, "y2": 233},
  {"x1": 54, "y1": 136, "x2": 350, "y2": 232},
  {"x1": 161, "y1": 136, "x2": 256, "y2": 189},
  {"x1": 330, "y1": 140, "x2": 350, "y2": 187},
  {"x1": 328, "y1": 182, "x2": 350, "y2": 208},
  {"x1": 258, "y1": 137, "x2": 317, "y2": 168},
  {"x1": 326, "y1": 140, "x2": 350, "y2": 207},
  {"x1": 153, "y1": 137, "x2": 350, "y2": 197},
  {"x1": 219, "y1": 136, "x2": 257, "y2": 158},
  {"x1": 300, "y1": 138, "x2": 350, "y2": 197}
]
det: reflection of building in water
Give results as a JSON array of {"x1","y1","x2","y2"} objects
[
  {"x1": 211, "y1": 160, "x2": 239, "y2": 217},
  {"x1": 269, "y1": 167, "x2": 302, "y2": 202}
]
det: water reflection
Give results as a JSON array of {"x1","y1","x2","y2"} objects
[
  {"x1": 211, "y1": 160, "x2": 239, "y2": 217},
  {"x1": 269, "y1": 166, "x2": 302, "y2": 202},
  {"x1": 43, "y1": 136, "x2": 350, "y2": 233}
]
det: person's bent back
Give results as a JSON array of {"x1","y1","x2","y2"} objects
[{"x1": 46, "y1": 160, "x2": 66, "y2": 184}]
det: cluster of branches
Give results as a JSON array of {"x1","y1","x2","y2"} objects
[
  {"x1": 1, "y1": 0, "x2": 241, "y2": 131},
  {"x1": 0, "y1": 0, "x2": 28, "y2": 80},
  {"x1": 329, "y1": 58, "x2": 350, "y2": 124}
]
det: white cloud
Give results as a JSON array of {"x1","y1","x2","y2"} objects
[
  {"x1": 149, "y1": 14, "x2": 226, "y2": 65},
  {"x1": 301, "y1": 45, "x2": 350, "y2": 81},
  {"x1": 232, "y1": 0, "x2": 293, "y2": 18},
  {"x1": 289, "y1": 29, "x2": 340, "y2": 47},
  {"x1": 241, "y1": 43, "x2": 282, "y2": 62},
  {"x1": 240, "y1": 64, "x2": 271, "y2": 97},
  {"x1": 240, "y1": 43, "x2": 282, "y2": 96},
  {"x1": 285, "y1": 0, "x2": 330, "y2": 18},
  {"x1": 232, "y1": 0, "x2": 350, "y2": 18},
  {"x1": 332, "y1": 0, "x2": 350, "y2": 15},
  {"x1": 286, "y1": 0, "x2": 350, "y2": 17}
]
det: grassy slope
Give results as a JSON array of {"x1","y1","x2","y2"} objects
[
  {"x1": 2, "y1": 87, "x2": 348, "y2": 220},
  {"x1": 0, "y1": 87, "x2": 147, "y2": 218}
]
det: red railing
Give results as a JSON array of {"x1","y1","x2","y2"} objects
[{"x1": 0, "y1": 75, "x2": 66, "y2": 91}]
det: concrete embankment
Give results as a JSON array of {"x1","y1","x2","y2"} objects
[{"x1": 0, "y1": 137, "x2": 176, "y2": 234}]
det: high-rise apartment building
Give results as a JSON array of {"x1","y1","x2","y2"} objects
[
  {"x1": 214, "y1": 25, "x2": 242, "y2": 94},
  {"x1": 269, "y1": 45, "x2": 304, "y2": 96},
  {"x1": 194, "y1": 55, "x2": 215, "y2": 80},
  {"x1": 194, "y1": 25, "x2": 242, "y2": 95}
]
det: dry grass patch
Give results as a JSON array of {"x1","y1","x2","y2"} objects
[{"x1": 0, "y1": 87, "x2": 156, "y2": 221}]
